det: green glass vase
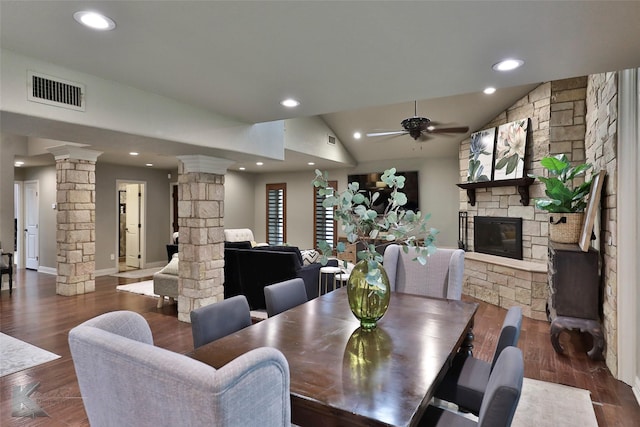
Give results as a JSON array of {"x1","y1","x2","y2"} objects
[{"x1": 347, "y1": 260, "x2": 391, "y2": 329}]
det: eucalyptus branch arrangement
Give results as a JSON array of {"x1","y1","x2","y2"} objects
[{"x1": 312, "y1": 168, "x2": 438, "y2": 267}]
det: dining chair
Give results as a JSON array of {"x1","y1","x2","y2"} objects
[
  {"x1": 383, "y1": 244, "x2": 465, "y2": 300},
  {"x1": 420, "y1": 346, "x2": 524, "y2": 427},
  {"x1": 434, "y1": 306, "x2": 523, "y2": 415},
  {"x1": 190, "y1": 295, "x2": 252, "y2": 348},
  {"x1": 264, "y1": 278, "x2": 308, "y2": 317},
  {"x1": 69, "y1": 310, "x2": 291, "y2": 427}
]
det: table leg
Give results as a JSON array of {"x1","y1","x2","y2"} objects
[{"x1": 460, "y1": 317, "x2": 475, "y2": 356}]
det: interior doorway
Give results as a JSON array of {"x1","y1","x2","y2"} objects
[
  {"x1": 24, "y1": 180, "x2": 39, "y2": 270},
  {"x1": 116, "y1": 181, "x2": 146, "y2": 272}
]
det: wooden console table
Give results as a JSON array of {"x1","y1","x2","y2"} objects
[{"x1": 547, "y1": 242, "x2": 604, "y2": 360}]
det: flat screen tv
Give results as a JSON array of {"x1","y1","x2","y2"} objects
[{"x1": 347, "y1": 171, "x2": 420, "y2": 214}]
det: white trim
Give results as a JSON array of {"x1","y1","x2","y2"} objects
[
  {"x1": 115, "y1": 180, "x2": 147, "y2": 271},
  {"x1": 46, "y1": 145, "x2": 102, "y2": 162},
  {"x1": 13, "y1": 181, "x2": 23, "y2": 268},
  {"x1": 617, "y1": 68, "x2": 639, "y2": 386},
  {"x1": 634, "y1": 376, "x2": 640, "y2": 406},
  {"x1": 37, "y1": 266, "x2": 57, "y2": 275},
  {"x1": 177, "y1": 155, "x2": 235, "y2": 175}
]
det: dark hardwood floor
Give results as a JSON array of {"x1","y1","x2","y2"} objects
[{"x1": 1, "y1": 269, "x2": 638, "y2": 426}]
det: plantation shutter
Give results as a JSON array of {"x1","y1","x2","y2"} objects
[
  {"x1": 314, "y1": 180, "x2": 338, "y2": 250},
  {"x1": 266, "y1": 183, "x2": 286, "y2": 245}
]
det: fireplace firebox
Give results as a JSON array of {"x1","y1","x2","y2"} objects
[{"x1": 474, "y1": 216, "x2": 523, "y2": 260}]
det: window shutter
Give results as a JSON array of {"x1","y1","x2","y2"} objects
[
  {"x1": 313, "y1": 180, "x2": 337, "y2": 250},
  {"x1": 266, "y1": 183, "x2": 286, "y2": 245}
]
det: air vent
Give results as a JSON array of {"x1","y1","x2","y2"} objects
[
  {"x1": 27, "y1": 71, "x2": 85, "y2": 111},
  {"x1": 327, "y1": 135, "x2": 336, "y2": 145}
]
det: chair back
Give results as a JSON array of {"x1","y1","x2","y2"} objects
[
  {"x1": 265, "y1": 278, "x2": 308, "y2": 317},
  {"x1": 69, "y1": 310, "x2": 291, "y2": 427},
  {"x1": 491, "y1": 306, "x2": 523, "y2": 371},
  {"x1": 383, "y1": 244, "x2": 464, "y2": 300},
  {"x1": 478, "y1": 347, "x2": 524, "y2": 427},
  {"x1": 190, "y1": 295, "x2": 252, "y2": 348}
]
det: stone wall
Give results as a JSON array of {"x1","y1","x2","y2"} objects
[
  {"x1": 585, "y1": 72, "x2": 618, "y2": 375},
  {"x1": 459, "y1": 77, "x2": 589, "y2": 318}
]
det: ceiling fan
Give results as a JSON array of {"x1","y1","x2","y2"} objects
[{"x1": 366, "y1": 101, "x2": 469, "y2": 141}]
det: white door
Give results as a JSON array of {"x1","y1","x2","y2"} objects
[
  {"x1": 125, "y1": 184, "x2": 141, "y2": 268},
  {"x1": 25, "y1": 181, "x2": 39, "y2": 270}
]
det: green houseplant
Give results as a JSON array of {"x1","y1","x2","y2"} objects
[
  {"x1": 530, "y1": 154, "x2": 592, "y2": 243},
  {"x1": 312, "y1": 168, "x2": 438, "y2": 329}
]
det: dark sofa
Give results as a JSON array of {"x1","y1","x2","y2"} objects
[{"x1": 224, "y1": 242, "x2": 336, "y2": 310}]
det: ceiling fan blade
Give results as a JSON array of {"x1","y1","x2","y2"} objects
[
  {"x1": 427, "y1": 126, "x2": 469, "y2": 134},
  {"x1": 366, "y1": 131, "x2": 407, "y2": 137}
]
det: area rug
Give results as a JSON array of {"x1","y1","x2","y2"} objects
[
  {"x1": 0, "y1": 333, "x2": 61, "y2": 377},
  {"x1": 116, "y1": 280, "x2": 158, "y2": 297},
  {"x1": 433, "y1": 377, "x2": 597, "y2": 427},
  {"x1": 111, "y1": 267, "x2": 162, "y2": 279},
  {"x1": 115, "y1": 280, "x2": 268, "y2": 320},
  {"x1": 512, "y1": 378, "x2": 597, "y2": 427}
]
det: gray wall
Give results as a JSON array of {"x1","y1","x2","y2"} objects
[
  {"x1": 251, "y1": 156, "x2": 461, "y2": 250},
  {"x1": 21, "y1": 166, "x2": 57, "y2": 269},
  {"x1": 95, "y1": 163, "x2": 173, "y2": 271},
  {"x1": 224, "y1": 171, "x2": 256, "y2": 230}
]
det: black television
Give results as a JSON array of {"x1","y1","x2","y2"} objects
[{"x1": 347, "y1": 171, "x2": 420, "y2": 214}]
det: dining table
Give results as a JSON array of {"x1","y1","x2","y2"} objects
[{"x1": 189, "y1": 287, "x2": 478, "y2": 427}]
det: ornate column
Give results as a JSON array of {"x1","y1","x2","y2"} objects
[
  {"x1": 176, "y1": 155, "x2": 234, "y2": 322},
  {"x1": 48, "y1": 146, "x2": 102, "y2": 296}
]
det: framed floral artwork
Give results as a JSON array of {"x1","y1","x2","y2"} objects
[
  {"x1": 493, "y1": 118, "x2": 529, "y2": 180},
  {"x1": 467, "y1": 127, "x2": 496, "y2": 183}
]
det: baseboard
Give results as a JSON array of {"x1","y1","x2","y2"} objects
[
  {"x1": 37, "y1": 266, "x2": 57, "y2": 275},
  {"x1": 633, "y1": 375, "x2": 640, "y2": 406},
  {"x1": 95, "y1": 268, "x2": 118, "y2": 277},
  {"x1": 144, "y1": 260, "x2": 167, "y2": 269}
]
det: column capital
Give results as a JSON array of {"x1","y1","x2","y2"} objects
[
  {"x1": 47, "y1": 145, "x2": 102, "y2": 162},
  {"x1": 177, "y1": 155, "x2": 235, "y2": 175}
]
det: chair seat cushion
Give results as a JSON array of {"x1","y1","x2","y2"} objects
[{"x1": 435, "y1": 354, "x2": 491, "y2": 415}]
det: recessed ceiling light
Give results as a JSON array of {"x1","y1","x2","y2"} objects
[
  {"x1": 483, "y1": 87, "x2": 497, "y2": 95},
  {"x1": 14, "y1": 161, "x2": 24, "y2": 167},
  {"x1": 239, "y1": 167, "x2": 246, "y2": 171},
  {"x1": 308, "y1": 162, "x2": 315, "y2": 166},
  {"x1": 280, "y1": 99, "x2": 300, "y2": 108},
  {"x1": 73, "y1": 11, "x2": 116, "y2": 31},
  {"x1": 353, "y1": 132, "x2": 362, "y2": 139},
  {"x1": 129, "y1": 152, "x2": 139, "y2": 156},
  {"x1": 146, "y1": 163, "x2": 153, "y2": 167},
  {"x1": 492, "y1": 59, "x2": 524, "y2": 72},
  {"x1": 256, "y1": 162, "x2": 264, "y2": 166}
]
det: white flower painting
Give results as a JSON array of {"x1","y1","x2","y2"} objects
[{"x1": 493, "y1": 119, "x2": 529, "y2": 180}]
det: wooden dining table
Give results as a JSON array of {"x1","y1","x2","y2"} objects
[{"x1": 189, "y1": 287, "x2": 478, "y2": 427}]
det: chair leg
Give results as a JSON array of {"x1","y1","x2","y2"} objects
[{"x1": 157, "y1": 296, "x2": 165, "y2": 308}]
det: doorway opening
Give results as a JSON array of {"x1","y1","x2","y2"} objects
[{"x1": 116, "y1": 181, "x2": 146, "y2": 272}]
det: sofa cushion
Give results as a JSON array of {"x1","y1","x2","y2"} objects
[
  {"x1": 254, "y1": 245, "x2": 303, "y2": 265},
  {"x1": 301, "y1": 249, "x2": 320, "y2": 265},
  {"x1": 158, "y1": 253, "x2": 179, "y2": 276},
  {"x1": 225, "y1": 240, "x2": 252, "y2": 249}
]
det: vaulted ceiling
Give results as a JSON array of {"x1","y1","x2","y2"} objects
[{"x1": 2, "y1": 1, "x2": 639, "y2": 171}]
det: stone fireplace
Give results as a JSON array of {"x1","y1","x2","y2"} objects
[{"x1": 458, "y1": 77, "x2": 589, "y2": 321}]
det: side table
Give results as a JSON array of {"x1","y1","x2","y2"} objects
[{"x1": 318, "y1": 266, "x2": 342, "y2": 296}]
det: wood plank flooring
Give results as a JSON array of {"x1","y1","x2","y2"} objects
[{"x1": 1, "y1": 269, "x2": 639, "y2": 426}]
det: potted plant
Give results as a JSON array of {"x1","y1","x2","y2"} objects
[
  {"x1": 312, "y1": 168, "x2": 438, "y2": 329},
  {"x1": 530, "y1": 154, "x2": 592, "y2": 243}
]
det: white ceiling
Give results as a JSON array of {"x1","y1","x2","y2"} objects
[{"x1": 2, "y1": 1, "x2": 640, "y2": 171}]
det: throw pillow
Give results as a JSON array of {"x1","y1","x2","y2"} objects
[
  {"x1": 159, "y1": 253, "x2": 179, "y2": 275},
  {"x1": 301, "y1": 249, "x2": 320, "y2": 265}
]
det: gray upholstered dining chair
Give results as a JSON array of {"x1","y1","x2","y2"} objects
[
  {"x1": 69, "y1": 310, "x2": 291, "y2": 427},
  {"x1": 434, "y1": 306, "x2": 523, "y2": 415},
  {"x1": 190, "y1": 295, "x2": 252, "y2": 349},
  {"x1": 383, "y1": 244, "x2": 465, "y2": 300},
  {"x1": 420, "y1": 346, "x2": 524, "y2": 427},
  {"x1": 264, "y1": 278, "x2": 308, "y2": 317}
]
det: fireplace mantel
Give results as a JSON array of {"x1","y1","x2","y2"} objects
[{"x1": 457, "y1": 177, "x2": 535, "y2": 206}]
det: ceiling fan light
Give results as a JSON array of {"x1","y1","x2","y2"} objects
[{"x1": 492, "y1": 59, "x2": 524, "y2": 72}]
